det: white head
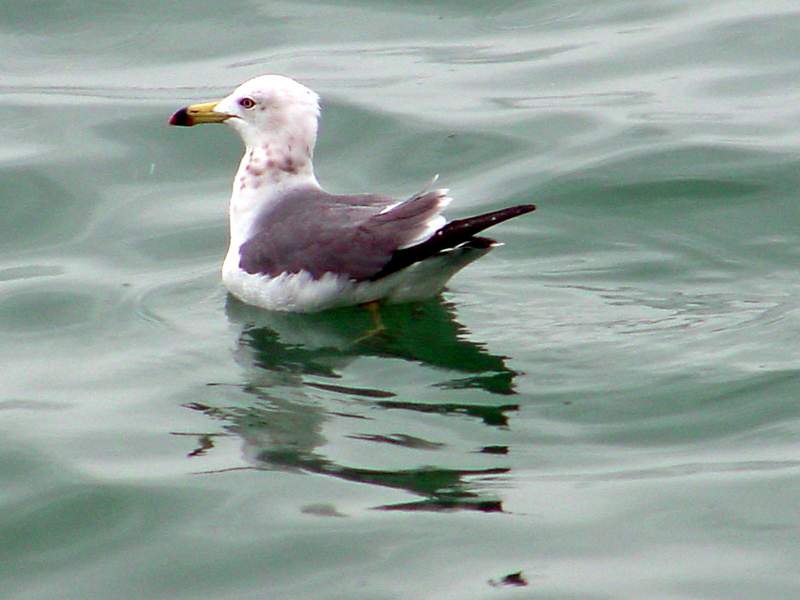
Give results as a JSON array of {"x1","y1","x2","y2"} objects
[
  {"x1": 170, "y1": 74, "x2": 321, "y2": 182},
  {"x1": 170, "y1": 75, "x2": 324, "y2": 246},
  {"x1": 214, "y1": 75, "x2": 320, "y2": 154}
]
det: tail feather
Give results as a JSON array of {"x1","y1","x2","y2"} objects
[{"x1": 369, "y1": 204, "x2": 535, "y2": 281}]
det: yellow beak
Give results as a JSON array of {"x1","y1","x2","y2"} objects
[{"x1": 168, "y1": 101, "x2": 231, "y2": 127}]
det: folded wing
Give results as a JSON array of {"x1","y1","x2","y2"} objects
[{"x1": 238, "y1": 185, "x2": 534, "y2": 282}]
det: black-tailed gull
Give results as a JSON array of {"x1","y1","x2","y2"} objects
[{"x1": 169, "y1": 75, "x2": 535, "y2": 312}]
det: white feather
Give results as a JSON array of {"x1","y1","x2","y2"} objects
[
  {"x1": 398, "y1": 190, "x2": 452, "y2": 249},
  {"x1": 222, "y1": 240, "x2": 492, "y2": 312}
]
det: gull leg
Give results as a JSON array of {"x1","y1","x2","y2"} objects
[{"x1": 352, "y1": 300, "x2": 387, "y2": 344}]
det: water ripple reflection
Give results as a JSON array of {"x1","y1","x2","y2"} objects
[{"x1": 175, "y1": 298, "x2": 519, "y2": 512}]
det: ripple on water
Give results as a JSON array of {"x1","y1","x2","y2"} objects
[
  {"x1": 0, "y1": 264, "x2": 64, "y2": 282},
  {"x1": 0, "y1": 475, "x2": 208, "y2": 582},
  {"x1": 0, "y1": 282, "x2": 114, "y2": 335},
  {"x1": 0, "y1": 167, "x2": 95, "y2": 252},
  {"x1": 133, "y1": 271, "x2": 223, "y2": 329}
]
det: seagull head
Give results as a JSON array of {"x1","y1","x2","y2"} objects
[{"x1": 169, "y1": 75, "x2": 321, "y2": 156}]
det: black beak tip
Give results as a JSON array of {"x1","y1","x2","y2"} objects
[{"x1": 169, "y1": 107, "x2": 191, "y2": 127}]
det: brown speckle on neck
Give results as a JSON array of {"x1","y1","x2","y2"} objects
[{"x1": 246, "y1": 162, "x2": 266, "y2": 177}]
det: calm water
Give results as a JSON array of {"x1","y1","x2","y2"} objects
[{"x1": 3, "y1": 1, "x2": 800, "y2": 598}]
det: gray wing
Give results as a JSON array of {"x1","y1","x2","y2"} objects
[{"x1": 238, "y1": 186, "x2": 449, "y2": 281}]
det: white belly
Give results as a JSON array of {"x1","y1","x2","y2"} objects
[{"x1": 221, "y1": 243, "x2": 491, "y2": 313}]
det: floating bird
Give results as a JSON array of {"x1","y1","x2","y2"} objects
[{"x1": 169, "y1": 75, "x2": 535, "y2": 312}]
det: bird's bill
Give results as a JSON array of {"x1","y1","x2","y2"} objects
[{"x1": 168, "y1": 101, "x2": 231, "y2": 127}]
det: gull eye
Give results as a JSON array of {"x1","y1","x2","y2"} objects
[{"x1": 238, "y1": 97, "x2": 256, "y2": 109}]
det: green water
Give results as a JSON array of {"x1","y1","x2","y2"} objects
[{"x1": 3, "y1": 1, "x2": 800, "y2": 598}]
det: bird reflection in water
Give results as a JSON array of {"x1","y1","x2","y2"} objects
[{"x1": 177, "y1": 296, "x2": 520, "y2": 513}]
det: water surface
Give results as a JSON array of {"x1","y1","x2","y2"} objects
[{"x1": 2, "y1": 1, "x2": 800, "y2": 598}]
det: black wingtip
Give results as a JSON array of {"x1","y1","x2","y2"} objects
[
  {"x1": 499, "y1": 204, "x2": 536, "y2": 218},
  {"x1": 367, "y1": 202, "x2": 537, "y2": 281},
  {"x1": 453, "y1": 203, "x2": 536, "y2": 232}
]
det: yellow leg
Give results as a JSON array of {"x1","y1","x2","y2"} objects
[{"x1": 352, "y1": 300, "x2": 387, "y2": 344}]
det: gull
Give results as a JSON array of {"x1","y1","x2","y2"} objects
[{"x1": 169, "y1": 75, "x2": 535, "y2": 313}]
